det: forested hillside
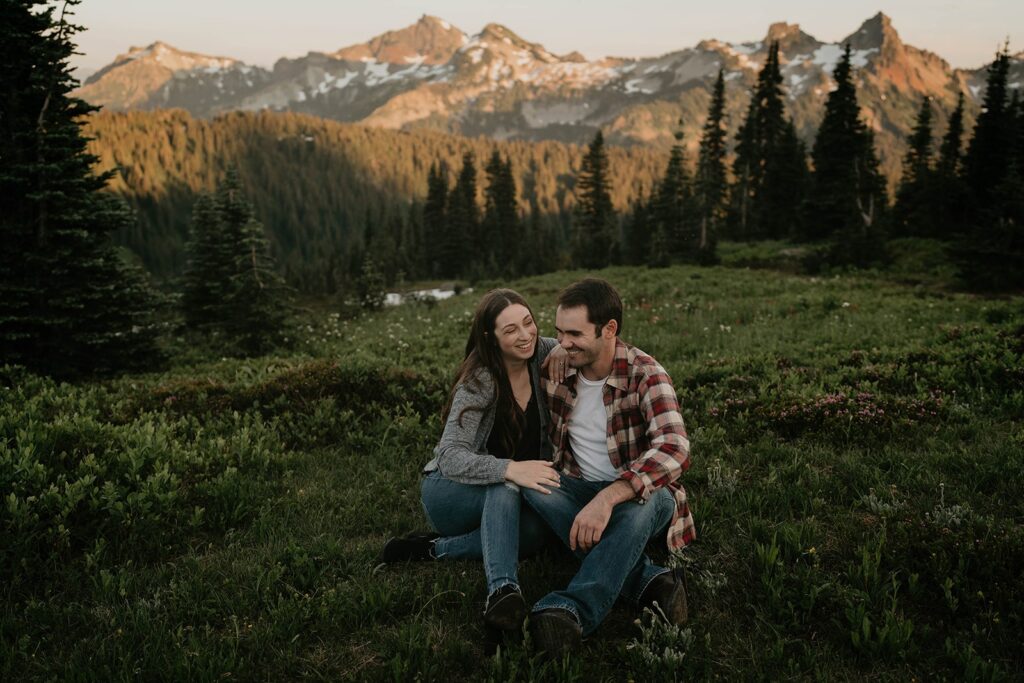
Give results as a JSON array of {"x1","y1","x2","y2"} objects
[{"x1": 85, "y1": 110, "x2": 667, "y2": 290}]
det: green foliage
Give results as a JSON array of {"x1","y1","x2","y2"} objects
[
  {"x1": 182, "y1": 168, "x2": 292, "y2": 355},
  {"x1": 84, "y1": 110, "x2": 667, "y2": 291},
  {"x1": 805, "y1": 44, "x2": 888, "y2": 267},
  {"x1": 729, "y1": 42, "x2": 807, "y2": 242},
  {"x1": 573, "y1": 130, "x2": 617, "y2": 269},
  {"x1": 0, "y1": 0, "x2": 162, "y2": 378},
  {"x1": 3, "y1": 265, "x2": 1022, "y2": 680},
  {"x1": 693, "y1": 70, "x2": 728, "y2": 264},
  {"x1": 954, "y1": 46, "x2": 1024, "y2": 292}
]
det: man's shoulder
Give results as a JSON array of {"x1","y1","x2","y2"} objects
[{"x1": 621, "y1": 341, "x2": 672, "y2": 383}]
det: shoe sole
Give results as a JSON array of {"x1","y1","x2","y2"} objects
[
  {"x1": 484, "y1": 591, "x2": 527, "y2": 632},
  {"x1": 529, "y1": 612, "x2": 582, "y2": 659},
  {"x1": 646, "y1": 571, "x2": 689, "y2": 625}
]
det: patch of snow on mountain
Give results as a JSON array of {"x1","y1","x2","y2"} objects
[
  {"x1": 468, "y1": 48, "x2": 483, "y2": 64},
  {"x1": 812, "y1": 44, "x2": 878, "y2": 74},
  {"x1": 363, "y1": 61, "x2": 391, "y2": 86},
  {"x1": 440, "y1": 20, "x2": 451, "y2": 30},
  {"x1": 334, "y1": 71, "x2": 358, "y2": 89},
  {"x1": 624, "y1": 78, "x2": 657, "y2": 94},
  {"x1": 404, "y1": 54, "x2": 426, "y2": 65},
  {"x1": 728, "y1": 41, "x2": 762, "y2": 55}
]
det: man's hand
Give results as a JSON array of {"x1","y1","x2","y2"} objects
[
  {"x1": 569, "y1": 480, "x2": 636, "y2": 551},
  {"x1": 570, "y1": 496, "x2": 613, "y2": 551}
]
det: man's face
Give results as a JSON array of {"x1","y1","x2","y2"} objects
[{"x1": 555, "y1": 305, "x2": 611, "y2": 373}]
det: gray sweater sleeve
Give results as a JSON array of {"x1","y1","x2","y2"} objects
[
  {"x1": 537, "y1": 336, "x2": 559, "y2": 362},
  {"x1": 433, "y1": 371, "x2": 510, "y2": 485}
]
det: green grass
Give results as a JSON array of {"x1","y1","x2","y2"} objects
[{"x1": 3, "y1": 264, "x2": 1022, "y2": 681}]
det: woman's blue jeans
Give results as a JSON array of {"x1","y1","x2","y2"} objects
[{"x1": 420, "y1": 471, "x2": 551, "y2": 594}]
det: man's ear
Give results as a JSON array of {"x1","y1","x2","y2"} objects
[{"x1": 603, "y1": 319, "x2": 618, "y2": 339}]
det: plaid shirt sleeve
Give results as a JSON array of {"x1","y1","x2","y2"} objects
[{"x1": 618, "y1": 365, "x2": 691, "y2": 502}]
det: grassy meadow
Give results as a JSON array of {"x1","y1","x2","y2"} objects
[{"x1": 2, "y1": 259, "x2": 1023, "y2": 681}]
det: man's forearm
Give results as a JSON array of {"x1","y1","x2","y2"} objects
[{"x1": 597, "y1": 479, "x2": 636, "y2": 508}]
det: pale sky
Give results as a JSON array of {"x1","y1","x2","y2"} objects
[{"x1": 69, "y1": 0, "x2": 1019, "y2": 73}]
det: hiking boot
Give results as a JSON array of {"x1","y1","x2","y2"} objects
[
  {"x1": 639, "y1": 568, "x2": 689, "y2": 624},
  {"x1": 483, "y1": 584, "x2": 527, "y2": 632},
  {"x1": 528, "y1": 608, "x2": 582, "y2": 660},
  {"x1": 377, "y1": 531, "x2": 439, "y2": 563}
]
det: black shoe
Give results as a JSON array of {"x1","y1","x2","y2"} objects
[
  {"x1": 484, "y1": 585, "x2": 527, "y2": 632},
  {"x1": 639, "y1": 568, "x2": 689, "y2": 625},
  {"x1": 377, "y1": 531, "x2": 439, "y2": 563},
  {"x1": 528, "y1": 608, "x2": 582, "y2": 660}
]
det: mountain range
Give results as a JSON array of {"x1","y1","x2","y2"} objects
[{"x1": 75, "y1": 13, "x2": 1023, "y2": 183}]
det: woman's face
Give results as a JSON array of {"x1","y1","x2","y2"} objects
[{"x1": 492, "y1": 303, "x2": 537, "y2": 364}]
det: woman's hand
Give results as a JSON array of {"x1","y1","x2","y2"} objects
[
  {"x1": 542, "y1": 345, "x2": 569, "y2": 383},
  {"x1": 505, "y1": 460, "x2": 561, "y2": 494}
]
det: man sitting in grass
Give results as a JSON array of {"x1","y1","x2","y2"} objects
[{"x1": 524, "y1": 277, "x2": 695, "y2": 658}]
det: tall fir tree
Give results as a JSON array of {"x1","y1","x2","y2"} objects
[
  {"x1": 652, "y1": 122, "x2": 696, "y2": 265},
  {"x1": 0, "y1": 0, "x2": 161, "y2": 377},
  {"x1": 621, "y1": 195, "x2": 653, "y2": 266},
  {"x1": 182, "y1": 193, "x2": 226, "y2": 331},
  {"x1": 423, "y1": 162, "x2": 449, "y2": 278},
  {"x1": 954, "y1": 47, "x2": 1024, "y2": 290},
  {"x1": 961, "y1": 46, "x2": 1013, "y2": 209},
  {"x1": 932, "y1": 92, "x2": 968, "y2": 238},
  {"x1": 483, "y1": 151, "x2": 521, "y2": 276},
  {"x1": 729, "y1": 41, "x2": 805, "y2": 240},
  {"x1": 893, "y1": 97, "x2": 935, "y2": 236},
  {"x1": 181, "y1": 169, "x2": 291, "y2": 354},
  {"x1": 694, "y1": 70, "x2": 727, "y2": 263},
  {"x1": 804, "y1": 44, "x2": 888, "y2": 266},
  {"x1": 573, "y1": 130, "x2": 616, "y2": 270},
  {"x1": 446, "y1": 152, "x2": 478, "y2": 278}
]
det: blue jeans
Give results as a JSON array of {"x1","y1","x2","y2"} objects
[
  {"x1": 420, "y1": 471, "x2": 551, "y2": 594},
  {"x1": 523, "y1": 473, "x2": 674, "y2": 636}
]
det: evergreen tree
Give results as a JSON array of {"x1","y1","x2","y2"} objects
[
  {"x1": 483, "y1": 151, "x2": 520, "y2": 276},
  {"x1": 954, "y1": 48, "x2": 1024, "y2": 291},
  {"x1": 729, "y1": 42, "x2": 804, "y2": 240},
  {"x1": 962, "y1": 46, "x2": 1013, "y2": 209},
  {"x1": 893, "y1": 97, "x2": 935, "y2": 236},
  {"x1": 224, "y1": 214, "x2": 292, "y2": 355},
  {"x1": 447, "y1": 151, "x2": 479, "y2": 278},
  {"x1": 355, "y1": 255, "x2": 386, "y2": 311},
  {"x1": 804, "y1": 44, "x2": 888, "y2": 266},
  {"x1": 423, "y1": 162, "x2": 449, "y2": 278},
  {"x1": 622, "y1": 195, "x2": 653, "y2": 266},
  {"x1": 694, "y1": 70, "x2": 727, "y2": 263},
  {"x1": 573, "y1": 130, "x2": 616, "y2": 269},
  {"x1": 181, "y1": 168, "x2": 291, "y2": 354},
  {"x1": 182, "y1": 193, "x2": 225, "y2": 330},
  {"x1": 933, "y1": 92, "x2": 968, "y2": 238},
  {"x1": 0, "y1": 0, "x2": 161, "y2": 377},
  {"x1": 652, "y1": 122, "x2": 696, "y2": 264}
]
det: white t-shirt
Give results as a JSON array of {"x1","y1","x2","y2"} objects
[{"x1": 568, "y1": 374, "x2": 619, "y2": 482}]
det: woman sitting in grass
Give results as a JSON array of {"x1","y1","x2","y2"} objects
[{"x1": 379, "y1": 288, "x2": 565, "y2": 637}]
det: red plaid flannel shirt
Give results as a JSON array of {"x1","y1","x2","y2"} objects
[{"x1": 542, "y1": 338, "x2": 695, "y2": 551}]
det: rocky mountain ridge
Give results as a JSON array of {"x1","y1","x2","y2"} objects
[{"x1": 74, "y1": 13, "x2": 1023, "y2": 183}]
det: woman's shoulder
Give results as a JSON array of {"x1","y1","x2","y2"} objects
[{"x1": 454, "y1": 366, "x2": 497, "y2": 399}]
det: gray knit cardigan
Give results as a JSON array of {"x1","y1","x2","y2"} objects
[{"x1": 423, "y1": 336, "x2": 558, "y2": 484}]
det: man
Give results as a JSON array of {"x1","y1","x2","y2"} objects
[{"x1": 523, "y1": 278, "x2": 695, "y2": 658}]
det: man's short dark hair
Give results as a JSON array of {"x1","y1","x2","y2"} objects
[{"x1": 557, "y1": 278, "x2": 623, "y2": 336}]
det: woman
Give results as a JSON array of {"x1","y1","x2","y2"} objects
[{"x1": 379, "y1": 288, "x2": 564, "y2": 635}]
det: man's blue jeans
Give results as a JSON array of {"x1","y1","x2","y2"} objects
[
  {"x1": 523, "y1": 473, "x2": 674, "y2": 636},
  {"x1": 421, "y1": 471, "x2": 551, "y2": 594}
]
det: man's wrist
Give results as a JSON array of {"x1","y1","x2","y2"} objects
[{"x1": 598, "y1": 479, "x2": 636, "y2": 507}]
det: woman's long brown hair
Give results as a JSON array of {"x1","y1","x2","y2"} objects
[{"x1": 442, "y1": 288, "x2": 537, "y2": 458}]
